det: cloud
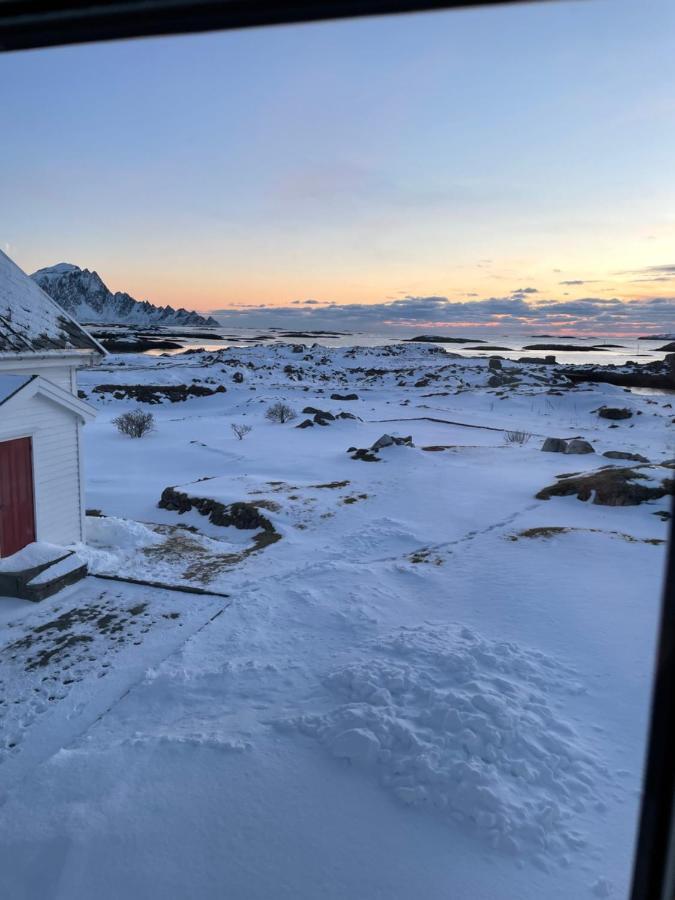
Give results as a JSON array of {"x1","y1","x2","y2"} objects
[
  {"x1": 620, "y1": 264, "x2": 675, "y2": 283},
  {"x1": 211, "y1": 292, "x2": 675, "y2": 335},
  {"x1": 559, "y1": 279, "x2": 598, "y2": 286},
  {"x1": 635, "y1": 276, "x2": 675, "y2": 283},
  {"x1": 632, "y1": 264, "x2": 675, "y2": 275},
  {"x1": 510, "y1": 287, "x2": 538, "y2": 300}
]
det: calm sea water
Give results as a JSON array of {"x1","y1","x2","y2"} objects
[{"x1": 145, "y1": 328, "x2": 672, "y2": 368}]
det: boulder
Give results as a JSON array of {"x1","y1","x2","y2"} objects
[
  {"x1": 301, "y1": 406, "x2": 340, "y2": 426},
  {"x1": 331, "y1": 393, "x2": 359, "y2": 400},
  {"x1": 232, "y1": 371, "x2": 244, "y2": 383},
  {"x1": 565, "y1": 439, "x2": 595, "y2": 455},
  {"x1": 371, "y1": 434, "x2": 413, "y2": 451},
  {"x1": 314, "y1": 411, "x2": 335, "y2": 425},
  {"x1": 372, "y1": 434, "x2": 394, "y2": 450},
  {"x1": 296, "y1": 419, "x2": 314, "y2": 429},
  {"x1": 488, "y1": 357, "x2": 502, "y2": 371},
  {"x1": 541, "y1": 437, "x2": 568, "y2": 453}
]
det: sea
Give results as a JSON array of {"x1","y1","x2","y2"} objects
[{"x1": 140, "y1": 327, "x2": 674, "y2": 368}]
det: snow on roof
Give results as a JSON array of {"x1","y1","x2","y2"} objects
[
  {"x1": 0, "y1": 249, "x2": 103, "y2": 355},
  {"x1": 0, "y1": 372, "x2": 33, "y2": 405}
]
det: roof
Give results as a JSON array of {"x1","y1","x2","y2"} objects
[
  {"x1": 0, "y1": 373, "x2": 33, "y2": 404},
  {"x1": 0, "y1": 373, "x2": 97, "y2": 423},
  {"x1": 0, "y1": 249, "x2": 105, "y2": 356}
]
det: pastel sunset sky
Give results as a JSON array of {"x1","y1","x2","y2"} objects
[{"x1": 2, "y1": 0, "x2": 675, "y2": 334}]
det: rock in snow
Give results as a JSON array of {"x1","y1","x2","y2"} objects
[
  {"x1": 541, "y1": 437, "x2": 569, "y2": 453},
  {"x1": 371, "y1": 434, "x2": 414, "y2": 451},
  {"x1": 541, "y1": 437, "x2": 594, "y2": 454},
  {"x1": 31, "y1": 262, "x2": 219, "y2": 327},
  {"x1": 564, "y1": 438, "x2": 595, "y2": 455}
]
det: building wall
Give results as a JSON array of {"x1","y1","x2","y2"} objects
[
  {"x1": 0, "y1": 393, "x2": 83, "y2": 547},
  {"x1": 0, "y1": 357, "x2": 76, "y2": 392}
]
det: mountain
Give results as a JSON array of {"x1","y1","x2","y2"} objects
[{"x1": 31, "y1": 263, "x2": 219, "y2": 327}]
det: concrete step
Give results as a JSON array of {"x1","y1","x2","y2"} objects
[
  {"x1": 24, "y1": 553, "x2": 88, "y2": 601},
  {"x1": 0, "y1": 547, "x2": 88, "y2": 602}
]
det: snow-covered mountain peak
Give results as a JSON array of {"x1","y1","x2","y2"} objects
[
  {"x1": 31, "y1": 263, "x2": 219, "y2": 327},
  {"x1": 32, "y1": 262, "x2": 81, "y2": 279}
]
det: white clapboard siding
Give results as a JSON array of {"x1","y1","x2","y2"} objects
[
  {"x1": 0, "y1": 359, "x2": 76, "y2": 392},
  {"x1": 0, "y1": 392, "x2": 83, "y2": 545}
]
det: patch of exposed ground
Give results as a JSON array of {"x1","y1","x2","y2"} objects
[
  {"x1": 409, "y1": 548, "x2": 444, "y2": 565},
  {"x1": 142, "y1": 525, "x2": 281, "y2": 583},
  {"x1": 4, "y1": 597, "x2": 154, "y2": 672},
  {"x1": 508, "y1": 526, "x2": 665, "y2": 545}
]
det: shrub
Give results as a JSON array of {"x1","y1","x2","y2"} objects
[
  {"x1": 504, "y1": 430, "x2": 531, "y2": 445},
  {"x1": 231, "y1": 423, "x2": 252, "y2": 441},
  {"x1": 112, "y1": 408, "x2": 155, "y2": 438},
  {"x1": 265, "y1": 402, "x2": 297, "y2": 424}
]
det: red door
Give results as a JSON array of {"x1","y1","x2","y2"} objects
[{"x1": 0, "y1": 438, "x2": 36, "y2": 558}]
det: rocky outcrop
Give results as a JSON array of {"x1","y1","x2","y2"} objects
[
  {"x1": 92, "y1": 383, "x2": 225, "y2": 403},
  {"x1": 561, "y1": 355, "x2": 675, "y2": 390},
  {"x1": 159, "y1": 487, "x2": 276, "y2": 532},
  {"x1": 597, "y1": 407, "x2": 632, "y2": 420},
  {"x1": 536, "y1": 465, "x2": 673, "y2": 506},
  {"x1": 298, "y1": 407, "x2": 359, "y2": 427},
  {"x1": 404, "y1": 335, "x2": 485, "y2": 344},
  {"x1": 603, "y1": 451, "x2": 649, "y2": 463}
]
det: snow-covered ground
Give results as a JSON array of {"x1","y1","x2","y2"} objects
[{"x1": 1, "y1": 342, "x2": 672, "y2": 899}]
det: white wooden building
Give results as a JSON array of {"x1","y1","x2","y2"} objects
[{"x1": 0, "y1": 249, "x2": 104, "y2": 559}]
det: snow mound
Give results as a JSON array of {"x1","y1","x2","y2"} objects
[
  {"x1": 291, "y1": 624, "x2": 605, "y2": 864},
  {"x1": 76, "y1": 515, "x2": 164, "y2": 575},
  {"x1": 85, "y1": 515, "x2": 163, "y2": 551}
]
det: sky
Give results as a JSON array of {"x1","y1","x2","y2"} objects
[{"x1": 2, "y1": 0, "x2": 675, "y2": 335}]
